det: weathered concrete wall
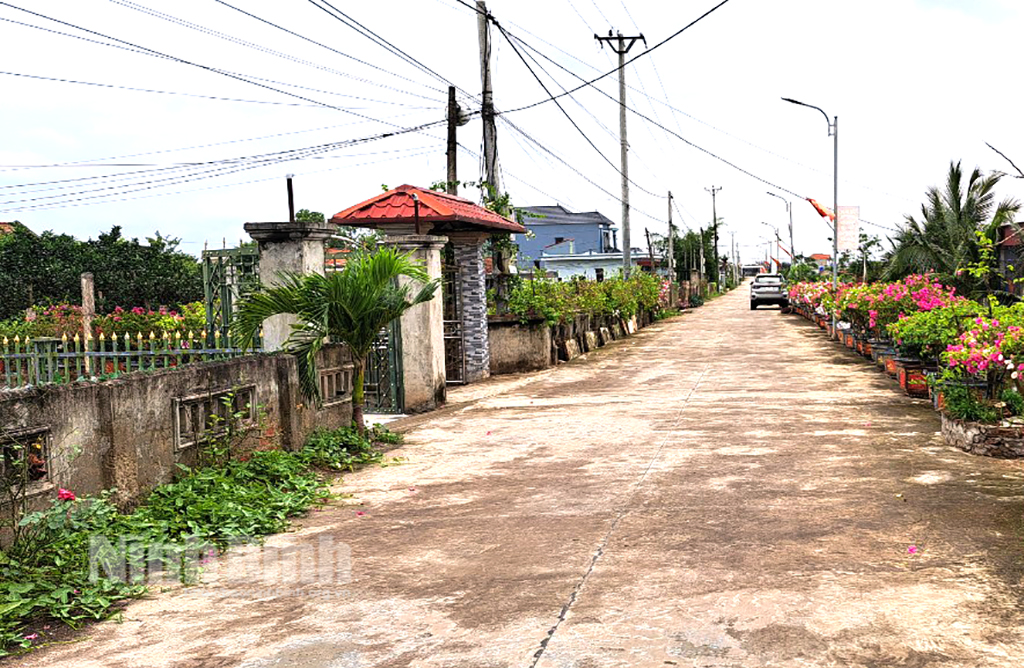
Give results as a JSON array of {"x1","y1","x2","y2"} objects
[
  {"x1": 488, "y1": 310, "x2": 659, "y2": 375},
  {"x1": 244, "y1": 220, "x2": 333, "y2": 351},
  {"x1": 0, "y1": 345, "x2": 352, "y2": 508},
  {"x1": 488, "y1": 318, "x2": 553, "y2": 375},
  {"x1": 941, "y1": 413, "x2": 1024, "y2": 458},
  {"x1": 386, "y1": 235, "x2": 447, "y2": 413}
]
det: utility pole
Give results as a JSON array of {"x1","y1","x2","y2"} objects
[
  {"x1": 667, "y1": 191, "x2": 675, "y2": 283},
  {"x1": 596, "y1": 30, "x2": 644, "y2": 279},
  {"x1": 446, "y1": 86, "x2": 458, "y2": 195},
  {"x1": 477, "y1": 1, "x2": 500, "y2": 194},
  {"x1": 705, "y1": 186, "x2": 722, "y2": 287},
  {"x1": 698, "y1": 226, "x2": 705, "y2": 291},
  {"x1": 730, "y1": 232, "x2": 736, "y2": 284},
  {"x1": 645, "y1": 228, "x2": 655, "y2": 276}
]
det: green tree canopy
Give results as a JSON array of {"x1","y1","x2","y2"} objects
[{"x1": 0, "y1": 225, "x2": 202, "y2": 319}]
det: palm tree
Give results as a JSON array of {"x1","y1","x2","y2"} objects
[
  {"x1": 233, "y1": 247, "x2": 438, "y2": 432},
  {"x1": 884, "y1": 161, "x2": 1020, "y2": 296}
]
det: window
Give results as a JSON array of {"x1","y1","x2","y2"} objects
[
  {"x1": 1, "y1": 426, "x2": 51, "y2": 493},
  {"x1": 173, "y1": 385, "x2": 256, "y2": 451},
  {"x1": 320, "y1": 366, "x2": 353, "y2": 406}
]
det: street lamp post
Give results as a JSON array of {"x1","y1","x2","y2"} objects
[
  {"x1": 782, "y1": 97, "x2": 837, "y2": 335},
  {"x1": 766, "y1": 191, "x2": 794, "y2": 263}
]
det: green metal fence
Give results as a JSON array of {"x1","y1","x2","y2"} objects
[{"x1": 0, "y1": 331, "x2": 260, "y2": 389}]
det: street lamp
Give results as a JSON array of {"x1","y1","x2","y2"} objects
[
  {"x1": 782, "y1": 97, "x2": 837, "y2": 334},
  {"x1": 766, "y1": 191, "x2": 794, "y2": 262}
]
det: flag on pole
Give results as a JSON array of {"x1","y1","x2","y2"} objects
[{"x1": 807, "y1": 198, "x2": 835, "y2": 222}]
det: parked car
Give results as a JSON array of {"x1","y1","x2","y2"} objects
[{"x1": 750, "y1": 273, "x2": 788, "y2": 310}]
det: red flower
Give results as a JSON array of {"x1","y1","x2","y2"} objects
[{"x1": 57, "y1": 488, "x2": 76, "y2": 501}]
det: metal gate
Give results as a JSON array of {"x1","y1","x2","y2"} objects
[
  {"x1": 363, "y1": 319, "x2": 403, "y2": 413},
  {"x1": 202, "y1": 246, "x2": 261, "y2": 345},
  {"x1": 442, "y1": 243, "x2": 466, "y2": 384}
]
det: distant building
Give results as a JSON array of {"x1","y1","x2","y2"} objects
[
  {"x1": 809, "y1": 253, "x2": 832, "y2": 269},
  {"x1": 537, "y1": 251, "x2": 666, "y2": 281},
  {"x1": 517, "y1": 205, "x2": 618, "y2": 266},
  {"x1": 998, "y1": 223, "x2": 1024, "y2": 296}
]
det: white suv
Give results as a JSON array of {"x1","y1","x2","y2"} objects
[{"x1": 750, "y1": 274, "x2": 787, "y2": 310}]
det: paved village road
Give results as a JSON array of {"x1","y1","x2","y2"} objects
[{"x1": 17, "y1": 284, "x2": 1024, "y2": 668}]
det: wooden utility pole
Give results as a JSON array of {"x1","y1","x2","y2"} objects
[
  {"x1": 446, "y1": 85, "x2": 458, "y2": 195},
  {"x1": 596, "y1": 30, "x2": 644, "y2": 279},
  {"x1": 477, "y1": 1, "x2": 500, "y2": 194}
]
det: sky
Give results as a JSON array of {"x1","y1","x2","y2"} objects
[{"x1": 1, "y1": 0, "x2": 1023, "y2": 265}]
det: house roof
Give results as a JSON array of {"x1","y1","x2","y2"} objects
[
  {"x1": 809, "y1": 253, "x2": 832, "y2": 260},
  {"x1": 330, "y1": 184, "x2": 525, "y2": 234},
  {"x1": 521, "y1": 205, "x2": 615, "y2": 228}
]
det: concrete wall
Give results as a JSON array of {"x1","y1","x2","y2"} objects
[
  {"x1": 0, "y1": 345, "x2": 352, "y2": 508},
  {"x1": 385, "y1": 235, "x2": 447, "y2": 413},
  {"x1": 488, "y1": 318, "x2": 553, "y2": 374}
]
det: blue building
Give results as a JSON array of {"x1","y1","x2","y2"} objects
[{"x1": 517, "y1": 205, "x2": 618, "y2": 267}]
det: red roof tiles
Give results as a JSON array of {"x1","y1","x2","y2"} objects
[{"x1": 330, "y1": 184, "x2": 525, "y2": 234}]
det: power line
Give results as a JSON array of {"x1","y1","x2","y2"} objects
[
  {"x1": 204, "y1": 0, "x2": 445, "y2": 98},
  {"x1": 497, "y1": 116, "x2": 665, "y2": 226},
  {"x1": 493, "y1": 21, "x2": 663, "y2": 199},
  {"x1": 0, "y1": 69, "x2": 378, "y2": 109},
  {"x1": 500, "y1": 28, "x2": 803, "y2": 199},
  {"x1": 0, "y1": 119, "x2": 432, "y2": 172},
  {"x1": 0, "y1": 2, "x2": 441, "y2": 127},
  {"x1": 0, "y1": 145, "x2": 444, "y2": 215},
  {"x1": 0, "y1": 121, "x2": 446, "y2": 203},
  {"x1": 496, "y1": 0, "x2": 734, "y2": 115},
  {"x1": 306, "y1": 0, "x2": 480, "y2": 103}
]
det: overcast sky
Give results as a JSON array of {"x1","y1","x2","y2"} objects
[{"x1": 1, "y1": 0, "x2": 1022, "y2": 264}]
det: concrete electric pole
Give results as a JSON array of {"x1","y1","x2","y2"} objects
[
  {"x1": 705, "y1": 186, "x2": 722, "y2": 286},
  {"x1": 667, "y1": 191, "x2": 675, "y2": 283},
  {"x1": 596, "y1": 30, "x2": 644, "y2": 279},
  {"x1": 446, "y1": 86, "x2": 458, "y2": 195},
  {"x1": 477, "y1": 1, "x2": 500, "y2": 194}
]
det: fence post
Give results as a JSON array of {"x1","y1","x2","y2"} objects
[{"x1": 81, "y1": 272, "x2": 95, "y2": 374}]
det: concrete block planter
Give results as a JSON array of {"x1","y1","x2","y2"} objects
[
  {"x1": 941, "y1": 413, "x2": 1024, "y2": 458},
  {"x1": 895, "y1": 359, "x2": 929, "y2": 398}
]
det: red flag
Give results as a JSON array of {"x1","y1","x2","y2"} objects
[{"x1": 807, "y1": 198, "x2": 835, "y2": 222}]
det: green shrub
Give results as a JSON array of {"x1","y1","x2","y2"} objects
[
  {"x1": 943, "y1": 383, "x2": 999, "y2": 423},
  {"x1": 300, "y1": 426, "x2": 400, "y2": 471},
  {"x1": 0, "y1": 449, "x2": 329, "y2": 655},
  {"x1": 1001, "y1": 389, "x2": 1024, "y2": 417}
]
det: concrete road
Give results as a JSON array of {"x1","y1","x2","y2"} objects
[{"x1": 17, "y1": 286, "x2": 1024, "y2": 667}]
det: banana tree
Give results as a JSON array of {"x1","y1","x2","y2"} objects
[{"x1": 233, "y1": 247, "x2": 438, "y2": 432}]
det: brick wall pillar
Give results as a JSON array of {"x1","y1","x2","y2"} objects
[{"x1": 448, "y1": 232, "x2": 490, "y2": 383}]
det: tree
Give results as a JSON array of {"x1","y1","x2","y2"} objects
[
  {"x1": 0, "y1": 225, "x2": 202, "y2": 319},
  {"x1": 884, "y1": 161, "x2": 1020, "y2": 297},
  {"x1": 295, "y1": 209, "x2": 325, "y2": 224},
  {"x1": 232, "y1": 247, "x2": 438, "y2": 432}
]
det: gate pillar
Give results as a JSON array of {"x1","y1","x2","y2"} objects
[
  {"x1": 447, "y1": 231, "x2": 490, "y2": 384},
  {"x1": 384, "y1": 234, "x2": 448, "y2": 413},
  {"x1": 244, "y1": 220, "x2": 333, "y2": 351}
]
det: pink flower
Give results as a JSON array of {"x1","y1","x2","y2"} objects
[
  {"x1": 23, "y1": 633, "x2": 38, "y2": 641},
  {"x1": 908, "y1": 545, "x2": 918, "y2": 555},
  {"x1": 57, "y1": 488, "x2": 76, "y2": 501}
]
